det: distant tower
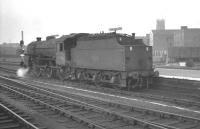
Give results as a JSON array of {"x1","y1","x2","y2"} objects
[{"x1": 156, "y1": 19, "x2": 165, "y2": 30}]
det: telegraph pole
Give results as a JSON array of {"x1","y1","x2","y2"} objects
[{"x1": 20, "y1": 31, "x2": 24, "y2": 47}]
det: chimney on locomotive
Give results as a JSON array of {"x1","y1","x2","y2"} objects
[{"x1": 36, "y1": 37, "x2": 41, "y2": 41}]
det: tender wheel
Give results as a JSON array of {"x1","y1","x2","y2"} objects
[
  {"x1": 94, "y1": 72, "x2": 102, "y2": 86},
  {"x1": 126, "y1": 77, "x2": 132, "y2": 91},
  {"x1": 126, "y1": 77, "x2": 138, "y2": 90}
]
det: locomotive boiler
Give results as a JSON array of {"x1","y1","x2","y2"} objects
[{"x1": 26, "y1": 32, "x2": 156, "y2": 89}]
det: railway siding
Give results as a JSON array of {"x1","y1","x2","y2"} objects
[
  {"x1": 1, "y1": 76, "x2": 200, "y2": 129},
  {"x1": 1, "y1": 65, "x2": 200, "y2": 128},
  {"x1": 21, "y1": 78, "x2": 200, "y2": 119},
  {"x1": 0, "y1": 82, "x2": 167, "y2": 129},
  {"x1": 0, "y1": 99, "x2": 42, "y2": 129},
  {"x1": 1, "y1": 75, "x2": 200, "y2": 119}
]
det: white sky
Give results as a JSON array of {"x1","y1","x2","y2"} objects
[{"x1": 0, "y1": 0, "x2": 200, "y2": 44}]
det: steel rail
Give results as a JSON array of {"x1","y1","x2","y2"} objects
[
  {"x1": 0, "y1": 83, "x2": 167, "y2": 129},
  {"x1": 4, "y1": 77, "x2": 200, "y2": 123},
  {"x1": 0, "y1": 102, "x2": 39, "y2": 129},
  {"x1": 7, "y1": 83, "x2": 200, "y2": 129},
  {"x1": 1, "y1": 75, "x2": 200, "y2": 129}
]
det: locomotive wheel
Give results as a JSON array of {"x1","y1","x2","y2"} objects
[
  {"x1": 113, "y1": 74, "x2": 122, "y2": 84},
  {"x1": 40, "y1": 68, "x2": 46, "y2": 77},
  {"x1": 57, "y1": 68, "x2": 65, "y2": 81},
  {"x1": 46, "y1": 67, "x2": 52, "y2": 78},
  {"x1": 34, "y1": 67, "x2": 41, "y2": 77},
  {"x1": 77, "y1": 72, "x2": 85, "y2": 81},
  {"x1": 127, "y1": 78, "x2": 132, "y2": 91},
  {"x1": 93, "y1": 73, "x2": 101, "y2": 86},
  {"x1": 143, "y1": 78, "x2": 151, "y2": 88},
  {"x1": 114, "y1": 74, "x2": 122, "y2": 89}
]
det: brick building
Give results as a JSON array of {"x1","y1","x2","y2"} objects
[
  {"x1": 150, "y1": 26, "x2": 200, "y2": 63},
  {"x1": 150, "y1": 29, "x2": 178, "y2": 62},
  {"x1": 174, "y1": 26, "x2": 200, "y2": 47}
]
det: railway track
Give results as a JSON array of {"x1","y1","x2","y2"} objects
[
  {"x1": 0, "y1": 99, "x2": 42, "y2": 129},
  {"x1": 0, "y1": 61, "x2": 20, "y2": 66},
  {"x1": 0, "y1": 76, "x2": 200, "y2": 129},
  {"x1": 0, "y1": 66, "x2": 17, "y2": 74},
  {"x1": 0, "y1": 87, "x2": 94, "y2": 129},
  {"x1": 155, "y1": 77, "x2": 200, "y2": 94},
  {"x1": 0, "y1": 63, "x2": 200, "y2": 109},
  {"x1": 137, "y1": 88, "x2": 200, "y2": 107},
  {"x1": 0, "y1": 63, "x2": 199, "y2": 110},
  {"x1": 25, "y1": 77, "x2": 200, "y2": 110},
  {"x1": 0, "y1": 79, "x2": 166, "y2": 129},
  {"x1": 1, "y1": 65, "x2": 200, "y2": 110}
]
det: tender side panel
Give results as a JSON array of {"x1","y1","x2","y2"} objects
[
  {"x1": 125, "y1": 46, "x2": 153, "y2": 71},
  {"x1": 71, "y1": 38, "x2": 125, "y2": 71}
]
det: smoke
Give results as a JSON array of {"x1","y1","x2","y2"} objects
[{"x1": 16, "y1": 68, "x2": 29, "y2": 77}]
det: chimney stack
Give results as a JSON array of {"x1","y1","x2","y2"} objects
[
  {"x1": 21, "y1": 31, "x2": 24, "y2": 41},
  {"x1": 36, "y1": 37, "x2": 41, "y2": 41}
]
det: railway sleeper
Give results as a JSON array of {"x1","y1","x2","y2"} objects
[
  {"x1": 3, "y1": 80, "x2": 200, "y2": 129},
  {"x1": 1, "y1": 84, "x2": 167, "y2": 129}
]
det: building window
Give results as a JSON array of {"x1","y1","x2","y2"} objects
[{"x1": 130, "y1": 46, "x2": 133, "y2": 51}]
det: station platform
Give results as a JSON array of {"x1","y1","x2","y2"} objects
[{"x1": 156, "y1": 68, "x2": 200, "y2": 81}]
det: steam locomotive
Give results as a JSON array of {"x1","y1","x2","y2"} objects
[{"x1": 25, "y1": 32, "x2": 156, "y2": 89}]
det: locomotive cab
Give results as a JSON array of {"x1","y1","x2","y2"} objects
[
  {"x1": 56, "y1": 35, "x2": 76, "y2": 66},
  {"x1": 56, "y1": 34, "x2": 89, "y2": 66},
  {"x1": 56, "y1": 42, "x2": 66, "y2": 66}
]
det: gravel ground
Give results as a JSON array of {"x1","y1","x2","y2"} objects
[{"x1": 0, "y1": 91, "x2": 82, "y2": 129}]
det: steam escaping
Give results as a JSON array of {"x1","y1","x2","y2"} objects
[{"x1": 17, "y1": 68, "x2": 29, "y2": 77}]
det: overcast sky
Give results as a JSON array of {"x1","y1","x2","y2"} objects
[{"x1": 1, "y1": 0, "x2": 200, "y2": 44}]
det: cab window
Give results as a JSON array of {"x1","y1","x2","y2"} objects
[{"x1": 59, "y1": 43, "x2": 63, "y2": 51}]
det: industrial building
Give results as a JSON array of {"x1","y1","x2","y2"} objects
[
  {"x1": 156, "y1": 19, "x2": 165, "y2": 30},
  {"x1": 150, "y1": 29, "x2": 178, "y2": 62},
  {"x1": 0, "y1": 43, "x2": 20, "y2": 58},
  {"x1": 150, "y1": 21, "x2": 200, "y2": 63}
]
